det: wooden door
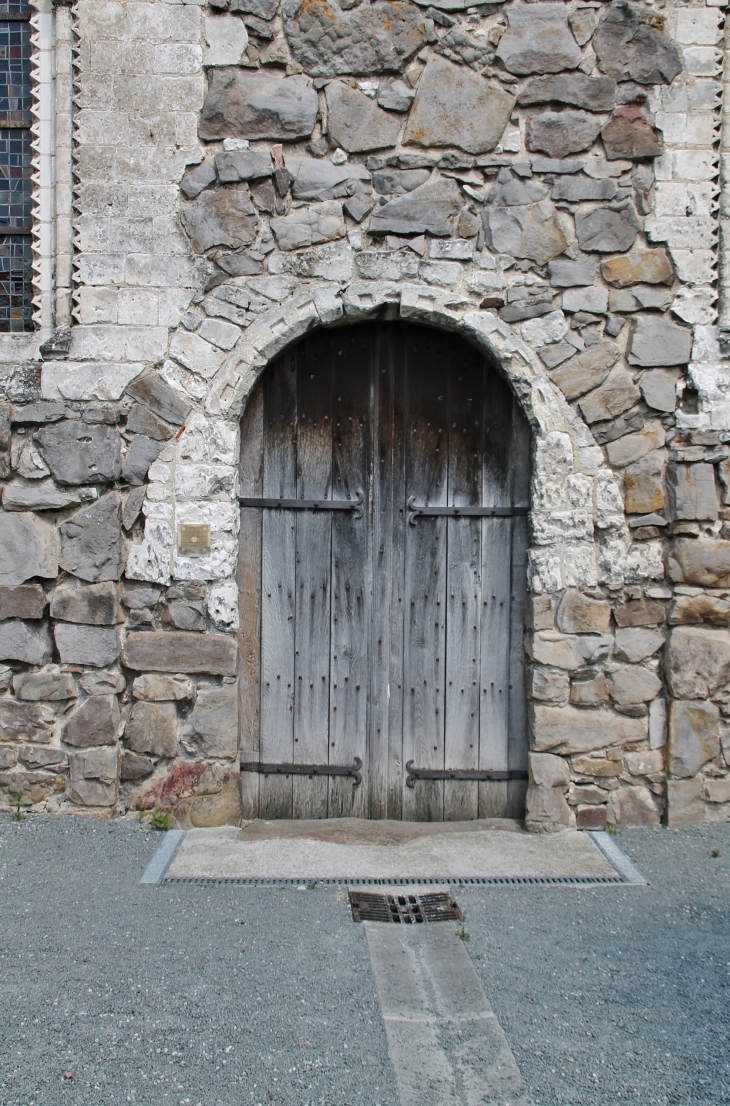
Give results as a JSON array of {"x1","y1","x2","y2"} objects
[{"x1": 237, "y1": 322, "x2": 530, "y2": 821}]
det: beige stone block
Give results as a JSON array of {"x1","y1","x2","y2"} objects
[
  {"x1": 567, "y1": 784, "x2": 606, "y2": 805},
  {"x1": 624, "y1": 750, "x2": 664, "y2": 775},
  {"x1": 666, "y1": 778, "x2": 705, "y2": 828},
  {"x1": 616, "y1": 784, "x2": 660, "y2": 826},
  {"x1": 572, "y1": 754, "x2": 623, "y2": 777},
  {"x1": 609, "y1": 665, "x2": 662, "y2": 709},
  {"x1": 556, "y1": 590, "x2": 611, "y2": 634},
  {"x1": 624, "y1": 453, "x2": 664, "y2": 515},
  {"x1": 667, "y1": 538, "x2": 730, "y2": 587},
  {"x1": 668, "y1": 594, "x2": 730, "y2": 626},
  {"x1": 668, "y1": 699, "x2": 719, "y2": 777},
  {"x1": 528, "y1": 594, "x2": 554, "y2": 631},
  {"x1": 614, "y1": 628, "x2": 666, "y2": 663},
  {"x1": 570, "y1": 674, "x2": 609, "y2": 706},
  {"x1": 124, "y1": 701, "x2": 178, "y2": 758},
  {"x1": 605, "y1": 421, "x2": 666, "y2": 468},
  {"x1": 530, "y1": 666, "x2": 570, "y2": 703},
  {"x1": 705, "y1": 778, "x2": 730, "y2": 804},
  {"x1": 532, "y1": 705, "x2": 647, "y2": 754},
  {"x1": 529, "y1": 751, "x2": 570, "y2": 789},
  {"x1": 525, "y1": 784, "x2": 571, "y2": 828},
  {"x1": 529, "y1": 632, "x2": 612, "y2": 671},
  {"x1": 667, "y1": 627, "x2": 730, "y2": 699}
]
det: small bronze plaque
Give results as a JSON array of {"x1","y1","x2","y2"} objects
[{"x1": 177, "y1": 524, "x2": 211, "y2": 555}]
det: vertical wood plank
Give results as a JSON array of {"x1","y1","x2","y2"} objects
[
  {"x1": 237, "y1": 383, "x2": 263, "y2": 819},
  {"x1": 329, "y1": 329, "x2": 371, "y2": 817},
  {"x1": 259, "y1": 352, "x2": 297, "y2": 818},
  {"x1": 443, "y1": 339, "x2": 482, "y2": 821},
  {"x1": 478, "y1": 366, "x2": 514, "y2": 819},
  {"x1": 402, "y1": 327, "x2": 448, "y2": 822},
  {"x1": 378, "y1": 327, "x2": 407, "y2": 820},
  {"x1": 507, "y1": 403, "x2": 531, "y2": 818},
  {"x1": 292, "y1": 334, "x2": 333, "y2": 819}
]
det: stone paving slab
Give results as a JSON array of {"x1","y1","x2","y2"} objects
[{"x1": 166, "y1": 819, "x2": 617, "y2": 880}]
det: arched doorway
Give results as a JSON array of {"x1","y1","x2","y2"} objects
[{"x1": 237, "y1": 321, "x2": 531, "y2": 821}]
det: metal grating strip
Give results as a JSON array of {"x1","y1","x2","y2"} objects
[{"x1": 163, "y1": 874, "x2": 625, "y2": 886}]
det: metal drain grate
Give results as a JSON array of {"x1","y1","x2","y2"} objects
[
  {"x1": 163, "y1": 874, "x2": 625, "y2": 887},
  {"x1": 349, "y1": 889, "x2": 463, "y2": 923}
]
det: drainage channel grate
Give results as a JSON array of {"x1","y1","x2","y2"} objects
[
  {"x1": 163, "y1": 874, "x2": 625, "y2": 886},
  {"x1": 349, "y1": 889, "x2": 463, "y2": 924}
]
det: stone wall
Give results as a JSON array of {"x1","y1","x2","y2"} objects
[{"x1": 0, "y1": 0, "x2": 728, "y2": 829}]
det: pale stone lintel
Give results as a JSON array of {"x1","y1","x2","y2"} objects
[{"x1": 41, "y1": 360, "x2": 144, "y2": 401}]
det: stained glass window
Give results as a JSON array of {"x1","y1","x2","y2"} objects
[{"x1": 0, "y1": 1, "x2": 32, "y2": 331}]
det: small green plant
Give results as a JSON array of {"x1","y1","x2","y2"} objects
[
  {"x1": 456, "y1": 922, "x2": 470, "y2": 943},
  {"x1": 11, "y1": 791, "x2": 27, "y2": 822},
  {"x1": 150, "y1": 808, "x2": 171, "y2": 831},
  {"x1": 711, "y1": 848, "x2": 720, "y2": 858},
  {"x1": 606, "y1": 824, "x2": 618, "y2": 837}
]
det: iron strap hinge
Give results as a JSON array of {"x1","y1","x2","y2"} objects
[
  {"x1": 239, "y1": 491, "x2": 364, "y2": 519},
  {"x1": 407, "y1": 497, "x2": 529, "y2": 525},
  {"x1": 241, "y1": 757, "x2": 362, "y2": 785},
  {"x1": 406, "y1": 761, "x2": 528, "y2": 788}
]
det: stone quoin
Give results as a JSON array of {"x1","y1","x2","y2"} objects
[{"x1": 0, "y1": 0, "x2": 728, "y2": 832}]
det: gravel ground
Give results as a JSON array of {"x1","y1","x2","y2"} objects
[
  {"x1": 0, "y1": 816, "x2": 728, "y2": 1106},
  {"x1": 460, "y1": 824, "x2": 730, "y2": 1106},
  {"x1": 0, "y1": 815, "x2": 393, "y2": 1106}
]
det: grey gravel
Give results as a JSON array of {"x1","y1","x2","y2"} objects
[
  {"x1": 1, "y1": 820, "x2": 729, "y2": 1106},
  {"x1": 0, "y1": 815, "x2": 393, "y2": 1106},
  {"x1": 460, "y1": 824, "x2": 730, "y2": 1106}
]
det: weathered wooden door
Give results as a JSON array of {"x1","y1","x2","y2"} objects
[{"x1": 237, "y1": 322, "x2": 530, "y2": 821}]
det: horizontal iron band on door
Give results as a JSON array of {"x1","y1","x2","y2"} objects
[
  {"x1": 406, "y1": 761, "x2": 528, "y2": 788},
  {"x1": 241, "y1": 757, "x2": 362, "y2": 785},
  {"x1": 407, "y1": 497, "x2": 529, "y2": 524},
  {"x1": 239, "y1": 490, "x2": 363, "y2": 519}
]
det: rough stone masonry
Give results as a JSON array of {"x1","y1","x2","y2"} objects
[{"x1": 0, "y1": 0, "x2": 729, "y2": 831}]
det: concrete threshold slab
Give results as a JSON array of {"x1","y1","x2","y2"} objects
[
  {"x1": 164, "y1": 818, "x2": 620, "y2": 882},
  {"x1": 364, "y1": 918, "x2": 533, "y2": 1106},
  {"x1": 138, "y1": 829, "x2": 186, "y2": 884}
]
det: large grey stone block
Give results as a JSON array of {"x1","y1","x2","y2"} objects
[
  {"x1": 132, "y1": 674, "x2": 195, "y2": 702},
  {"x1": 369, "y1": 177, "x2": 461, "y2": 237},
  {"x1": 627, "y1": 316, "x2": 692, "y2": 367},
  {"x1": 575, "y1": 206, "x2": 639, "y2": 252},
  {"x1": 54, "y1": 624, "x2": 120, "y2": 667},
  {"x1": 231, "y1": 0, "x2": 279, "y2": 18},
  {"x1": 59, "y1": 493, "x2": 124, "y2": 583},
  {"x1": 126, "y1": 376, "x2": 192, "y2": 426},
  {"x1": 0, "y1": 584, "x2": 46, "y2": 621},
  {"x1": 325, "y1": 82, "x2": 400, "y2": 154},
  {"x1": 200, "y1": 70, "x2": 318, "y2": 141},
  {"x1": 125, "y1": 701, "x2": 178, "y2": 758},
  {"x1": 666, "y1": 779, "x2": 704, "y2": 829},
  {"x1": 0, "y1": 620, "x2": 53, "y2": 665},
  {"x1": 547, "y1": 257, "x2": 596, "y2": 287},
  {"x1": 68, "y1": 747, "x2": 118, "y2": 807},
  {"x1": 285, "y1": 156, "x2": 371, "y2": 202},
  {"x1": 517, "y1": 74, "x2": 616, "y2": 112},
  {"x1": 62, "y1": 695, "x2": 119, "y2": 748},
  {"x1": 0, "y1": 699, "x2": 54, "y2": 744},
  {"x1": 189, "y1": 684, "x2": 238, "y2": 759},
  {"x1": 486, "y1": 169, "x2": 547, "y2": 206},
  {"x1": 551, "y1": 176, "x2": 616, "y2": 202},
  {"x1": 594, "y1": 1, "x2": 682, "y2": 86},
  {"x1": 482, "y1": 201, "x2": 567, "y2": 265},
  {"x1": 282, "y1": 0, "x2": 427, "y2": 76},
  {"x1": 122, "y1": 631, "x2": 238, "y2": 676},
  {"x1": 13, "y1": 665, "x2": 78, "y2": 701},
  {"x1": 496, "y1": 3, "x2": 582, "y2": 76},
  {"x1": 34, "y1": 422, "x2": 121, "y2": 486},
  {"x1": 120, "y1": 750, "x2": 154, "y2": 781},
  {"x1": 271, "y1": 200, "x2": 346, "y2": 251},
  {"x1": 602, "y1": 106, "x2": 662, "y2": 160},
  {"x1": 403, "y1": 56, "x2": 514, "y2": 155},
  {"x1": 121, "y1": 435, "x2": 165, "y2": 486},
  {"x1": 180, "y1": 161, "x2": 217, "y2": 201},
  {"x1": 125, "y1": 404, "x2": 176, "y2": 442},
  {"x1": 0, "y1": 512, "x2": 58, "y2": 587},
  {"x1": 50, "y1": 582, "x2": 121, "y2": 627},
  {"x1": 215, "y1": 149, "x2": 273, "y2": 183},
  {"x1": 666, "y1": 463, "x2": 718, "y2": 522},
  {"x1": 526, "y1": 111, "x2": 602, "y2": 159},
  {"x1": 181, "y1": 187, "x2": 259, "y2": 254}
]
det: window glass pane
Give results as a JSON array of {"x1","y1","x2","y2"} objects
[
  {"x1": 0, "y1": 19, "x2": 31, "y2": 127},
  {"x1": 0, "y1": 3, "x2": 31, "y2": 332},
  {"x1": 0, "y1": 232, "x2": 32, "y2": 331}
]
